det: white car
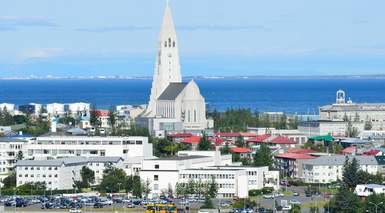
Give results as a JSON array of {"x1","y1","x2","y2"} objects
[
  {"x1": 282, "y1": 205, "x2": 292, "y2": 211},
  {"x1": 289, "y1": 200, "x2": 301, "y2": 205},
  {"x1": 99, "y1": 199, "x2": 113, "y2": 205},
  {"x1": 69, "y1": 209, "x2": 82, "y2": 213}
]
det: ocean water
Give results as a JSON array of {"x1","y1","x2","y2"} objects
[{"x1": 1, "y1": 79, "x2": 385, "y2": 114}]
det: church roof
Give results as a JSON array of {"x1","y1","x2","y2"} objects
[{"x1": 158, "y1": 83, "x2": 188, "y2": 100}]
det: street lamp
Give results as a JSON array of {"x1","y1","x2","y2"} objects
[{"x1": 369, "y1": 201, "x2": 383, "y2": 213}]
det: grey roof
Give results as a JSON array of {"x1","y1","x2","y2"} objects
[
  {"x1": 0, "y1": 137, "x2": 28, "y2": 143},
  {"x1": 157, "y1": 83, "x2": 188, "y2": 100},
  {"x1": 303, "y1": 155, "x2": 378, "y2": 166},
  {"x1": 88, "y1": 156, "x2": 122, "y2": 163},
  {"x1": 16, "y1": 156, "x2": 122, "y2": 167},
  {"x1": 148, "y1": 155, "x2": 209, "y2": 161},
  {"x1": 66, "y1": 128, "x2": 87, "y2": 135}
]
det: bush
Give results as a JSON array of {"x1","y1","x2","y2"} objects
[
  {"x1": 262, "y1": 187, "x2": 274, "y2": 194},
  {"x1": 232, "y1": 199, "x2": 256, "y2": 209},
  {"x1": 249, "y1": 189, "x2": 263, "y2": 197}
]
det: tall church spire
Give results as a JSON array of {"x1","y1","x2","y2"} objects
[{"x1": 146, "y1": 2, "x2": 182, "y2": 116}]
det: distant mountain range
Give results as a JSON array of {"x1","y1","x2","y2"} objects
[{"x1": 1, "y1": 74, "x2": 385, "y2": 80}]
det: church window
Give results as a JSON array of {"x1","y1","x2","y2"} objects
[
  {"x1": 168, "y1": 38, "x2": 171, "y2": 47},
  {"x1": 173, "y1": 41, "x2": 175, "y2": 47},
  {"x1": 188, "y1": 110, "x2": 191, "y2": 122},
  {"x1": 194, "y1": 110, "x2": 197, "y2": 122},
  {"x1": 164, "y1": 41, "x2": 167, "y2": 47}
]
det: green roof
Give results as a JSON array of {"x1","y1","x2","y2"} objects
[{"x1": 308, "y1": 135, "x2": 334, "y2": 142}]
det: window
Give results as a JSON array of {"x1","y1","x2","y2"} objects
[
  {"x1": 154, "y1": 175, "x2": 159, "y2": 181},
  {"x1": 123, "y1": 150, "x2": 128, "y2": 154},
  {"x1": 135, "y1": 141, "x2": 142, "y2": 145},
  {"x1": 155, "y1": 164, "x2": 159, "y2": 169}
]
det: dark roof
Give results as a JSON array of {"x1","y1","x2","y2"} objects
[{"x1": 157, "y1": 83, "x2": 188, "y2": 100}]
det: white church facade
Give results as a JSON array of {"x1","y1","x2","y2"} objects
[{"x1": 137, "y1": 3, "x2": 209, "y2": 136}]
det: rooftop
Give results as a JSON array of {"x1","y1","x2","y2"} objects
[
  {"x1": 303, "y1": 155, "x2": 378, "y2": 166},
  {"x1": 158, "y1": 83, "x2": 188, "y2": 100},
  {"x1": 230, "y1": 147, "x2": 252, "y2": 153},
  {"x1": 275, "y1": 153, "x2": 316, "y2": 160},
  {"x1": 148, "y1": 155, "x2": 208, "y2": 161}
]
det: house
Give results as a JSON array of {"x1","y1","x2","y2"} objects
[
  {"x1": 274, "y1": 153, "x2": 316, "y2": 179},
  {"x1": 230, "y1": 147, "x2": 252, "y2": 159}
]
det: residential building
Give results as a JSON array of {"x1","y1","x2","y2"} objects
[
  {"x1": 25, "y1": 136, "x2": 153, "y2": 175},
  {"x1": 15, "y1": 157, "x2": 124, "y2": 190},
  {"x1": 46, "y1": 103, "x2": 65, "y2": 116},
  {"x1": 140, "y1": 151, "x2": 279, "y2": 199},
  {"x1": 0, "y1": 138, "x2": 27, "y2": 181},
  {"x1": 298, "y1": 120, "x2": 365, "y2": 137},
  {"x1": 18, "y1": 103, "x2": 42, "y2": 116},
  {"x1": 0, "y1": 103, "x2": 15, "y2": 114},
  {"x1": 355, "y1": 184, "x2": 385, "y2": 197},
  {"x1": 92, "y1": 110, "x2": 110, "y2": 128},
  {"x1": 67, "y1": 102, "x2": 90, "y2": 117},
  {"x1": 302, "y1": 155, "x2": 379, "y2": 183},
  {"x1": 274, "y1": 151, "x2": 316, "y2": 179}
]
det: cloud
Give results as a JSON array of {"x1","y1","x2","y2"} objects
[
  {"x1": 21, "y1": 48, "x2": 65, "y2": 59},
  {"x1": 0, "y1": 16, "x2": 56, "y2": 31},
  {"x1": 76, "y1": 26, "x2": 153, "y2": 32}
]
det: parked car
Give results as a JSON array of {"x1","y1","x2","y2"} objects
[
  {"x1": 69, "y1": 208, "x2": 82, "y2": 213},
  {"x1": 293, "y1": 192, "x2": 299, "y2": 196},
  {"x1": 282, "y1": 205, "x2": 292, "y2": 211},
  {"x1": 94, "y1": 202, "x2": 104, "y2": 208},
  {"x1": 289, "y1": 199, "x2": 301, "y2": 205}
]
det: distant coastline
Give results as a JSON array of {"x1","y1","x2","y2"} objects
[{"x1": 1, "y1": 74, "x2": 385, "y2": 80}]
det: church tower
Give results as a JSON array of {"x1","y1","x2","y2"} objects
[{"x1": 146, "y1": 2, "x2": 182, "y2": 116}]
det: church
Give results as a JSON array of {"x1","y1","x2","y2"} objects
[{"x1": 138, "y1": 2, "x2": 209, "y2": 136}]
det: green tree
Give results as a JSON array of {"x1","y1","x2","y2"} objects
[
  {"x1": 99, "y1": 167, "x2": 127, "y2": 193},
  {"x1": 175, "y1": 183, "x2": 187, "y2": 198},
  {"x1": 235, "y1": 136, "x2": 245, "y2": 147},
  {"x1": 132, "y1": 175, "x2": 142, "y2": 198},
  {"x1": 328, "y1": 187, "x2": 362, "y2": 213},
  {"x1": 198, "y1": 135, "x2": 211, "y2": 151},
  {"x1": 342, "y1": 157, "x2": 360, "y2": 191},
  {"x1": 108, "y1": 108, "x2": 116, "y2": 128},
  {"x1": 80, "y1": 166, "x2": 95, "y2": 188},
  {"x1": 220, "y1": 143, "x2": 231, "y2": 154},
  {"x1": 186, "y1": 179, "x2": 196, "y2": 196},
  {"x1": 289, "y1": 204, "x2": 301, "y2": 213},
  {"x1": 364, "y1": 120, "x2": 373, "y2": 130},
  {"x1": 208, "y1": 177, "x2": 218, "y2": 198},
  {"x1": 2, "y1": 172, "x2": 16, "y2": 189},
  {"x1": 362, "y1": 194, "x2": 385, "y2": 213},
  {"x1": 253, "y1": 143, "x2": 273, "y2": 168}
]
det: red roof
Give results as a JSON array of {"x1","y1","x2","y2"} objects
[
  {"x1": 230, "y1": 147, "x2": 252, "y2": 153},
  {"x1": 216, "y1": 132, "x2": 241, "y2": 137},
  {"x1": 181, "y1": 136, "x2": 201, "y2": 144},
  {"x1": 342, "y1": 146, "x2": 356, "y2": 154},
  {"x1": 247, "y1": 134, "x2": 271, "y2": 143},
  {"x1": 168, "y1": 133, "x2": 193, "y2": 138},
  {"x1": 363, "y1": 149, "x2": 381, "y2": 156},
  {"x1": 239, "y1": 132, "x2": 257, "y2": 137},
  {"x1": 269, "y1": 136, "x2": 297, "y2": 144},
  {"x1": 288, "y1": 148, "x2": 317, "y2": 154},
  {"x1": 275, "y1": 153, "x2": 316, "y2": 160},
  {"x1": 92, "y1": 110, "x2": 110, "y2": 117}
]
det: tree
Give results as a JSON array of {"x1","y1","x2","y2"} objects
[
  {"x1": 108, "y1": 108, "x2": 116, "y2": 128},
  {"x1": 207, "y1": 177, "x2": 218, "y2": 199},
  {"x1": 90, "y1": 105, "x2": 100, "y2": 127},
  {"x1": 198, "y1": 134, "x2": 211, "y2": 151},
  {"x1": 220, "y1": 143, "x2": 231, "y2": 154},
  {"x1": 342, "y1": 157, "x2": 360, "y2": 191},
  {"x1": 80, "y1": 166, "x2": 95, "y2": 188},
  {"x1": 362, "y1": 194, "x2": 385, "y2": 213},
  {"x1": 201, "y1": 196, "x2": 214, "y2": 209},
  {"x1": 328, "y1": 187, "x2": 362, "y2": 213},
  {"x1": 142, "y1": 178, "x2": 151, "y2": 199},
  {"x1": 132, "y1": 175, "x2": 142, "y2": 198},
  {"x1": 289, "y1": 205, "x2": 301, "y2": 213},
  {"x1": 99, "y1": 167, "x2": 127, "y2": 193},
  {"x1": 186, "y1": 179, "x2": 196, "y2": 196},
  {"x1": 2, "y1": 172, "x2": 16, "y2": 189},
  {"x1": 235, "y1": 136, "x2": 245, "y2": 147},
  {"x1": 253, "y1": 143, "x2": 273, "y2": 168},
  {"x1": 175, "y1": 183, "x2": 187, "y2": 198},
  {"x1": 364, "y1": 120, "x2": 373, "y2": 130}
]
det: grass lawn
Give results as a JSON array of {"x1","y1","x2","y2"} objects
[{"x1": 301, "y1": 200, "x2": 328, "y2": 209}]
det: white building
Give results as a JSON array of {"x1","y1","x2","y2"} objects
[
  {"x1": 140, "y1": 151, "x2": 279, "y2": 199},
  {"x1": 139, "y1": 3, "x2": 208, "y2": 135},
  {"x1": 46, "y1": 103, "x2": 65, "y2": 116},
  {"x1": 302, "y1": 155, "x2": 379, "y2": 183},
  {"x1": 67, "y1": 102, "x2": 90, "y2": 117},
  {"x1": 320, "y1": 90, "x2": 385, "y2": 130},
  {"x1": 0, "y1": 103, "x2": 15, "y2": 113},
  {"x1": 0, "y1": 138, "x2": 27, "y2": 182},
  {"x1": 16, "y1": 157, "x2": 124, "y2": 190},
  {"x1": 25, "y1": 136, "x2": 153, "y2": 175},
  {"x1": 355, "y1": 184, "x2": 385, "y2": 197},
  {"x1": 298, "y1": 120, "x2": 365, "y2": 137}
]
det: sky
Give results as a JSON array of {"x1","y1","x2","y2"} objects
[{"x1": 1, "y1": 0, "x2": 385, "y2": 78}]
